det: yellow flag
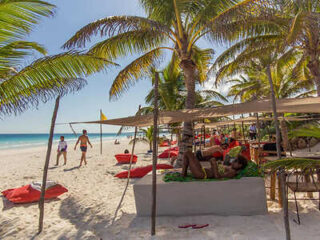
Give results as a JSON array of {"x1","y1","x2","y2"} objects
[{"x1": 100, "y1": 111, "x2": 107, "y2": 120}]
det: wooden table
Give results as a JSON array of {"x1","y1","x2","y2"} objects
[{"x1": 286, "y1": 152, "x2": 320, "y2": 198}]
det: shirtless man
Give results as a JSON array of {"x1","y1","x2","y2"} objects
[{"x1": 74, "y1": 129, "x2": 92, "y2": 167}]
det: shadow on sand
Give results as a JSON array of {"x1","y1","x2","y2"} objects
[
  {"x1": 63, "y1": 166, "x2": 80, "y2": 172},
  {"x1": 58, "y1": 196, "x2": 112, "y2": 239}
]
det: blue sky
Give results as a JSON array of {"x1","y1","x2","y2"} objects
[{"x1": 0, "y1": 0, "x2": 226, "y2": 134}]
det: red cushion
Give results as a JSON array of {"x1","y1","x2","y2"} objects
[
  {"x1": 114, "y1": 164, "x2": 173, "y2": 178},
  {"x1": 2, "y1": 184, "x2": 68, "y2": 203},
  {"x1": 170, "y1": 140, "x2": 177, "y2": 145},
  {"x1": 115, "y1": 154, "x2": 137, "y2": 164},
  {"x1": 160, "y1": 142, "x2": 169, "y2": 147},
  {"x1": 212, "y1": 151, "x2": 223, "y2": 158},
  {"x1": 164, "y1": 147, "x2": 179, "y2": 152},
  {"x1": 158, "y1": 150, "x2": 178, "y2": 158}
]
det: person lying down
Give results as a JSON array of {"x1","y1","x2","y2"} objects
[{"x1": 182, "y1": 151, "x2": 248, "y2": 179}]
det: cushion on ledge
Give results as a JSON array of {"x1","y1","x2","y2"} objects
[{"x1": 115, "y1": 164, "x2": 173, "y2": 178}]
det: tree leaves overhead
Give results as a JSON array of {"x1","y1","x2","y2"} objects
[
  {"x1": 65, "y1": 0, "x2": 269, "y2": 100},
  {"x1": 0, "y1": 0, "x2": 55, "y2": 41},
  {"x1": 0, "y1": 0, "x2": 117, "y2": 116},
  {"x1": 0, "y1": 52, "x2": 116, "y2": 115},
  {"x1": 63, "y1": 16, "x2": 170, "y2": 49},
  {"x1": 89, "y1": 29, "x2": 168, "y2": 60},
  {"x1": 109, "y1": 48, "x2": 164, "y2": 100}
]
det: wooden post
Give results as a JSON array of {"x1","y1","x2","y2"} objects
[
  {"x1": 270, "y1": 172, "x2": 276, "y2": 200},
  {"x1": 151, "y1": 72, "x2": 159, "y2": 236},
  {"x1": 38, "y1": 96, "x2": 60, "y2": 233},
  {"x1": 203, "y1": 124, "x2": 206, "y2": 147},
  {"x1": 256, "y1": 114, "x2": 261, "y2": 164},
  {"x1": 266, "y1": 65, "x2": 290, "y2": 240},
  {"x1": 100, "y1": 109, "x2": 102, "y2": 155},
  {"x1": 241, "y1": 121, "x2": 245, "y2": 142}
]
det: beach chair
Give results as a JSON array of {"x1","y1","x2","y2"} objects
[{"x1": 286, "y1": 168, "x2": 320, "y2": 224}]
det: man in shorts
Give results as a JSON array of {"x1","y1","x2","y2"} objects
[
  {"x1": 56, "y1": 136, "x2": 67, "y2": 165},
  {"x1": 74, "y1": 129, "x2": 92, "y2": 167}
]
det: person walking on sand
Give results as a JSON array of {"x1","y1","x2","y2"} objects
[
  {"x1": 74, "y1": 129, "x2": 92, "y2": 167},
  {"x1": 56, "y1": 136, "x2": 67, "y2": 166}
]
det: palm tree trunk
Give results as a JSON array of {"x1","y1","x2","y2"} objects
[
  {"x1": 307, "y1": 53, "x2": 320, "y2": 96},
  {"x1": 176, "y1": 59, "x2": 196, "y2": 167},
  {"x1": 280, "y1": 115, "x2": 289, "y2": 152},
  {"x1": 38, "y1": 96, "x2": 60, "y2": 233},
  {"x1": 266, "y1": 65, "x2": 291, "y2": 240}
]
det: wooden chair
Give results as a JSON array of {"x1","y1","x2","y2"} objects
[{"x1": 286, "y1": 169, "x2": 320, "y2": 224}]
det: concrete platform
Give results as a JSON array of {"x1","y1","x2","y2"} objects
[{"x1": 133, "y1": 175, "x2": 267, "y2": 216}]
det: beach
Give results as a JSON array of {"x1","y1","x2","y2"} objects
[{"x1": 1, "y1": 140, "x2": 320, "y2": 240}]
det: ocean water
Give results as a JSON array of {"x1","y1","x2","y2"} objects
[{"x1": 0, "y1": 133, "x2": 133, "y2": 150}]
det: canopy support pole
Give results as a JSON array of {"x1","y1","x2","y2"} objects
[
  {"x1": 151, "y1": 72, "x2": 159, "y2": 236},
  {"x1": 111, "y1": 105, "x2": 141, "y2": 224},
  {"x1": 266, "y1": 64, "x2": 290, "y2": 240},
  {"x1": 38, "y1": 96, "x2": 60, "y2": 233},
  {"x1": 100, "y1": 109, "x2": 102, "y2": 155}
]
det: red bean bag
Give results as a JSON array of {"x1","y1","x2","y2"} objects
[
  {"x1": 159, "y1": 142, "x2": 169, "y2": 147},
  {"x1": 165, "y1": 146, "x2": 179, "y2": 152},
  {"x1": 115, "y1": 154, "x2": 137, "y2": 164},
  {"x1": 158, "y1": 150, "x2": 178, "y2": 158},
  {"x1": 115, "y1": 164, "x2": 173, "y2": 178},
  {"x1": 2, "y1": 182, "x2": 68, "y2": 203}
]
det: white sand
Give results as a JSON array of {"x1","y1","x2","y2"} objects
[{"x1": 1, "y1": 140, "x2": 320, "y2": 240}]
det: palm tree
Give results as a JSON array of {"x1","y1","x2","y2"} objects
[
  {"x1": 62, "y1": 0, "x2": 260, "y2": 158},
  {"x1": 0, "y1": 1, "x2": 116, "y2": 233},
  {"x1": 275, "y1": 0, "x2": 320, "y2": 96},
  {"x1": 0, "y1": 1, "x2": 116, "y2": 116},
  {"x1": 130, "y1": 126, "x2": 154, "y2": 151}
]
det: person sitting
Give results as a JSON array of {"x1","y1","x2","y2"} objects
[
  {"x1": 196, "y1": 144, "x2": 228, "y2": 162},
  {"x1": 182, "y1": 150, "x2": 248, "y2": 179},
  {"x1": 124, "y1": 149, "x2": 129, "y2": 154},
  {"x1": 114, "y1": 139, "x2": 120, "y2": 145}
]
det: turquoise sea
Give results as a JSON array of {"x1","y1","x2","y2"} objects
[{"x1": 0, "y1": 133, "x2": 133, "y2": 150}]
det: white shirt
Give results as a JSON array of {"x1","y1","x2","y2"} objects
[{"x1": 58, "y1": 141, "x2": 67, "y2": 151}]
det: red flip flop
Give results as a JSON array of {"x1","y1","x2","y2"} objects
[
  {"x1": 192, "y1": 224, "x2": 209, "y2": 229},
  {"x1": 178, "y1": 224, "x2": 196, "y2": 228}
]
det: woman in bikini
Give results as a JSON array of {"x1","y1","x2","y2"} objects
[{"x1": 182, "y1": 150, "x2": 248, "y2": 179}]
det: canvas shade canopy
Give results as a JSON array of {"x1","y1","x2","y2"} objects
[
  {"x1": 70, "y1": 97, "x2": 320, "y2": 127},
  {"x1": 194, "y1": 116, "x2": 320, "y2": 129}
]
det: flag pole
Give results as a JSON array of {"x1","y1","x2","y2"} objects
[{"x1": 100, "y1": 109, "x2": 102, "y2": 155}]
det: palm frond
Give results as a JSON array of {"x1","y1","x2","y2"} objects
[
  {"x1": 109, "y1": 48, "x2": 164, "y2": 100},
  {"x1": 290, "y1": 125, "x2": 320, "y2": 139},
  {"x1": 0, "y1": 0, "x2": 55, "y2": 41},
  {"x1": 129, "y1": 137, "x2": 150, "y2": 145},
  {"x1": 263, "y1": 158, "x2": 320, "y2": 172},
  {"x1": 88, "y1": 29, "x2": 167, "y2": 60},
  {"x1": 0, "y1": 51, "x2": 116, "y2": 115},
  {"x1": 63, "y1": 15, "x2": 170, "y2": 49},
  {"x1": 0, "y1": 41, "x2": 47, "y2": 69}
]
